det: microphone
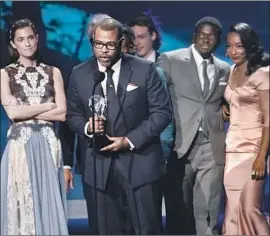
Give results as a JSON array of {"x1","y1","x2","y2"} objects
[
  {"x1": 93, "y1": 71, "x2": 105, "y2": 85},
  {"x1": 90, "y1": 71, "x2": 106, "y2": 146}
]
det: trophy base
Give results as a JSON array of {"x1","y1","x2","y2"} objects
[{"x1": 94, "y1": 134, "x2": 113, "y2": 150}]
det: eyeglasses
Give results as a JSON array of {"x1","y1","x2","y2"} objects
[{"x1": 91, "y1": 38, "x2": 123, "y2": 50}]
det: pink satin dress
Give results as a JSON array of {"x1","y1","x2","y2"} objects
[{"x1": 223, "y1": 66, "x2": 270, "y2": 235}]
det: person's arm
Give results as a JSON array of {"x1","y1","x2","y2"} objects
[
  {"x1": 59, "y1": 121, "x2": 76, "y2": 167},
  {"x1": 156, "y1": 53, "x2": 172, "y2": 86},
  {"x1": 34, "y1": 67, "x2": 66, "y2": 122},
  {"x1": 252, "y1": 89, "x2": 269, "y2": 180},
  {"x1": 221, "y1": 65, "x2": 231, "y2": 121},
  {"x1": 157, "y1": 67, "x2": 175, "y2": 159},
  {"x1": 221, "y1": 97, "x2": 230, "y2": 121},
  {"x1": 252, "y1": 68, "x2": 269, "y2": 180},
  {"x1": 1, "y1": 69, "x2": 55, "y2": 120},
  {"x1": 126, "y1": 63, "x2": 172, "y2": 150},
  {"x1": 66, "y1": 68, "x2": 88, "y2": 138}
]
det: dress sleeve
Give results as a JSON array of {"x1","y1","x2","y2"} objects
[
  {"x1": 254, "y1": 66, "x2": 270, "y2": 91},
  {"x1": 255, "y1": 67, "x2": 270, "y2": 127}
]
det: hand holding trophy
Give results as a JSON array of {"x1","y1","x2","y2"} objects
[{"x1": 88, "y1": 94, "x2": 112, "y2": 150}]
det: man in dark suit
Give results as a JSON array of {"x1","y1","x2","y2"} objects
[
  {"x1": 59, "y1": 13, "x2": 111, "y2": 185},
  {"x1": 157, "y1": 17, "x2": 230, "y2": 235},
  {"x1": 65, "y1": 18, "x2": 171, "y2": 234}
]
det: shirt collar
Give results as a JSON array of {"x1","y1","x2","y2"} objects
[
  {"x1": 191, "y1": 44, "x2": 212, "y2": 66},
  {"x1": 145, "y1": 50, "x2": 156, "y2": 62}
]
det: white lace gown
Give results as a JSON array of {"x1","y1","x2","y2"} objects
[{"x1": 1, "y1": 62, "x2": 69, "y2": 235}]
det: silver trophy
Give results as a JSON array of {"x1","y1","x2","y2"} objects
[
  {"x1": 88, "y1": 94, "x2": 107, "y2": 117},
  {"x1": 88, "y1": 95, "x2": 111, "y2": 149}
]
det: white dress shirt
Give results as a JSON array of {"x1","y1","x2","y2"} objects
[
  {"x1": 191, "y1": 44, "x2": 215, "y2": 131},
  {"x1": 145, "y1": 50, "x2": 156, "y2": 63},
  {"x1": 98, "y1": 58, "x2": 122, "y2": 95},
  {"x1": 191, "y1": 44, "x2": 215, "y2": 90}
]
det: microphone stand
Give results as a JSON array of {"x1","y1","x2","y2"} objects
[
  {"x1": 90, "y1": 82, "x2": 98, "y2": 233},
  {"x1": 89, "y1": 71, "x2": 105, "y2": 233}
]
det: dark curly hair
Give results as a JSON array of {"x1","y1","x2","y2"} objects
[{"x1": 228, "y1": 23, "x2": 269, "y2": 75}]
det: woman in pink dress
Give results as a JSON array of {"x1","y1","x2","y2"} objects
[{"x1": 223, "y1": 23, "x2": 270, "y2": 235}]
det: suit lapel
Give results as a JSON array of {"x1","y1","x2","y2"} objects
[
  {"x1": 88, "y1": 56, "x2": 99, "y2": 73},
  {"x1": 85, "y1": 58, "x2": 99, "y2": 98},
  {"x1": 85, "y1": 58, "x2": 107, "y2": 119},
  {"x1": 111, "y1": 54, "x2": 132, "y2": 131},
  {"x1": 184, "y1": 48, "x2": 204, "y2": 100},
  {"x1": 155, "y1": 51, "x2": 160, "y2": 63},
  {"x1": 205, "y1": 57, "x2": 220, "y2": 102}
]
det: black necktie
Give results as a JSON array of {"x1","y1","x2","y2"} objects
[
  {"x1": 106, "y1": 68, "x2": 116, "y2": 135},
  {"x1": 106, "y1": 68, "x2": 115, "y2": 98},
  {"x1": 202, "y1": 60, "x2": 210, "y2": 99}
]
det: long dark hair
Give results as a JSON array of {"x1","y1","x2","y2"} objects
[
  {"x1": 228, "y1": 23, "x2": 269, "y2": 75},
  {"x1": 8, "y1": 18, "x2": 41, "y2": 64}
]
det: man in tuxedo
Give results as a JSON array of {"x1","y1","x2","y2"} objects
[
  {"x1": 157, "y1": 17, "x2": 230, "y2": 235},
  {"x1": 65, "y1": 18, "x2": 171, "y2": 234}
]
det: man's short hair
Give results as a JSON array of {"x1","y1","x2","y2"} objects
[
  {"x1": 128, "y1": 14, "x2": 162, "y2": 51},
  {"x1": 87, "y1": 13, "x2": 111, "y2": 39},
  {"x1": 94, "y1": 18, "x2": 123, "y2": 40},
  {"x1": 194, "y1": 16, "x2": 222, "y2": 37}
]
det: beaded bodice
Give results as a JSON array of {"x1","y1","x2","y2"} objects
[{"x1": 5, "y1": 62, "x2": 55, "y2": 105}]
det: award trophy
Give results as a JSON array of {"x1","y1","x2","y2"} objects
[{"x1": 88, "y1": 94, "x2": 112, "y2": 150}]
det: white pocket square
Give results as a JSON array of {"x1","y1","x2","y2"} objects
[
  {"x1": 219, "y1": 81, "x2": 227, "y2": 85},
  {"x1": 126, "y1": 84, "x2": 138, "y2": 92}
]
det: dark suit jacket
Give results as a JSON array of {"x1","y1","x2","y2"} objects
[
  {"x1": 59, "y1": 121, "x2": 85, "y2": 173},
  {"x1": 66, "y1": 54, "x2": 171, "y2": 190},
  {"x1": 155, "y1": 51, "x2": 160, "y2": 63},
  {"x1": 60, "y1": 56, "x2": 94, "y2": 174}
]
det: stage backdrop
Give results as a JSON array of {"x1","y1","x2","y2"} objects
[{"x1": 1, "y1": 1, "x2": 269, "y2": 231}]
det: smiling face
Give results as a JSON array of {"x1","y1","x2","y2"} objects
[
  {"x1": 131, "y1": 25, "x2": 156, "y2": 59},
  {"x1": 226, "y1": 32, "x2": 247, "y2": 66},
  {"x1": 193, "y1": 24, "x2": 219, "y2": 59},
  {"x1": 10, "y1": 26, "x2": 38, "y2": 60}
]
